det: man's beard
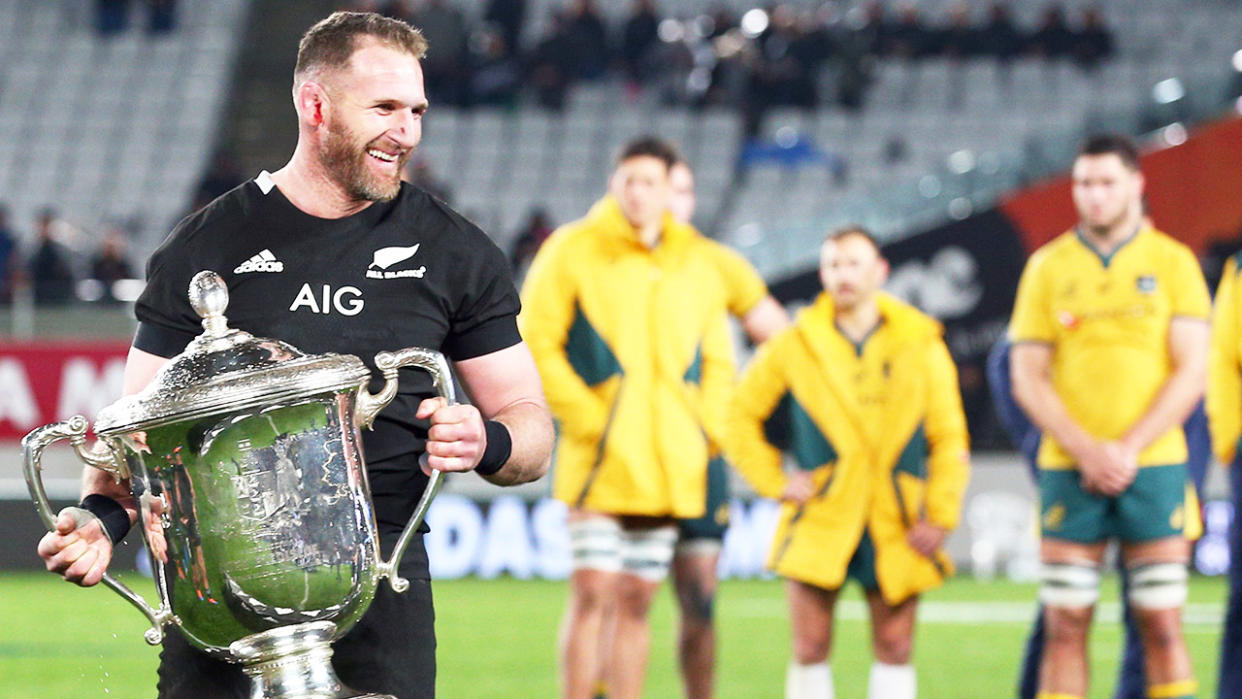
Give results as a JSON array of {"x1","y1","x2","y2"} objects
[{"x1": 321, "y1": 123, "x2": 408, "y2": 202}]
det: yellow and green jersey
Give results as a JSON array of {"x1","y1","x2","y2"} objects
[
  {"x1": 1009, "y1": 227, "x2": 1210, "y2": 469},
  {"x1": 520, "y1": 196, "x2": 736, "y2": 518}
]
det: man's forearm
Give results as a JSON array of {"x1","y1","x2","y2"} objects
[
  {"x1": 1121, "y1": 365, "x2": 1205, "y2": 455},
  {"x1": 483, "y1": 400, "x2": 554, "y2": 486},
  {"x1": 1014, "y1": 373, "x2": 1095, "y2": 459},
  {"x1": 80, "y1": 465, "x2": 138, "y2": 526}
]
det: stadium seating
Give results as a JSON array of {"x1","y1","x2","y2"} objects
[{"x1": 0, "y1": 0, "x2": 248, "y2": 258}]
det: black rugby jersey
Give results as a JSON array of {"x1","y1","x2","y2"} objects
[{"x1": 134, "y1": 172, "x2": 521, "y2": 556}]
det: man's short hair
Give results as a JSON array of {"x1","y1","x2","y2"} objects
[
  {"x1": 615, "y1": 137, "x2": 681, "y2": 171},
  {"x1": 825, "y1": 225, "x2": 881, "y2": 253},
  {"x1": 295, "y1": 11, "x2": 428, "y2": 82},
  {"x1": 1077, "y1": 133, "x2": 1141, "y2": 171}
]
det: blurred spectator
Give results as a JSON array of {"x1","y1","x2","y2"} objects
[
  {"x1": 1072, "y1": 8, "x2": 1114, "y2": 69},
  {"x1": 95, "y1": 0, "x2": 130, "y2": 36},
  {"x1": 1027, "y1": 4, "x2": 1075, "y2": 59},
  {"x1": 528, "y1": 12, "x2": 577, "y2": 110},
  {"x1": 27, "y1": 209, "x2": 75, "y2": 306},
  {"x1": 979, "y1": 2, "x2": 1024, "y2": 62},
  {"x1": 146, "y1": 0, "x2": 177, "y2": 34},
  {"x1": 0, "y1": 205, "x2": 17, "y2": 303},
  {"x1": 884, "y1": 4, "x2": 932, "y2": 59},
  {"x1": 508, "y1": 208, "x2": 553, "y2": 280},
  {"x1": 565, "y1": 0, "x2": 609, "y2": 80},
  {"x1": 619, "y1": 0, "x2": 660, "y2": 87},
  {"x1": 193, "y1": 151, "x2": 245, "y2": 212},
  {"x1": 470, "y1": 28, "x2": 521, "y2": 106},
  {"x1": 484, "y1": 0, "x2": 526, "y2": 59},
  {"x1": 414, "y1": 0, "x2": 470, "y2": 105},
  {"x1": 90, "y1": 226, "x2": 136, "y2": 304},
  {"x1": 940, "y1": 2, "x2": 982, "y2": 58}
]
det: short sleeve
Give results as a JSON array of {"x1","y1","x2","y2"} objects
[
  {"x1": 1008, "y1": 253, "x2": 1054, "y2": 345},
  {"x1": 1168, "y1": 244, "x2": 1211, "y2": 320},
  {"x1": 442, "y1": 232, "x2": 522, "y2": 361},
  {"x1": 133, "y1": 227, "x2": 204, "y2": 358},
  {"x1": 712, "y1": 243, "x2": 768, "y2": 317}
]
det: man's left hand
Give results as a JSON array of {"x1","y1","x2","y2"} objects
[
  {"x1": 906, "y1": 520, "x2": 947, "y2": 558},
  {"x1": 416, "y1": 398, "x2": 487, "y2": 474}
]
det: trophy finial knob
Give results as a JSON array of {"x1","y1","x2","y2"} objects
[{"x1": 189, "y1": 271, "x2": 229, "y2": 336}]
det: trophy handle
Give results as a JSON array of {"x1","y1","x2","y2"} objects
[
  {"x1": 23, "y1": 417, "x2": 173, "y2": 645},
  {"x1": 360, "y1": 348, "x2": 456, "y2": 593}
]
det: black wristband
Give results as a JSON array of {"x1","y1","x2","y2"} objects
[
  {"x1": 476, "y1": 420, "x2": 512, "y2": 476},
  {"x1": 80, "y1": 494, "x2": 131, "y2": 546}
]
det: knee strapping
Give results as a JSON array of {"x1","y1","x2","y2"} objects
[
  {"x1": 1127, "y1": 561, "x2": 1188, "y2": 610},
  {"x1": 1038, "y1": 562, "x2": 1100, "y2": 609}
]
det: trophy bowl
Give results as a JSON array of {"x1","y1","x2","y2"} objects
[{"x1": 24, "y1": 271, "x2": 451, "y2": 699}]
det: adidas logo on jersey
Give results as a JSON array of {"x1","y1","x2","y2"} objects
[{"x1": 234, "y1": 249, "x2": 284, "y2": 274}]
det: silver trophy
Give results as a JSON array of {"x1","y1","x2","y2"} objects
[{"x1": 24, "y1": 271, "x2": 452, "y2": 699}]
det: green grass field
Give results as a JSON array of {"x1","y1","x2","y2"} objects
[{"x1": 0, "y1": 572, "x2": 1227, "y2": 698}]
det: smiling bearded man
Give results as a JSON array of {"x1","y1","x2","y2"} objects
[{"x1": 35, "y1": 11, "x2": 554, "y2": 699}]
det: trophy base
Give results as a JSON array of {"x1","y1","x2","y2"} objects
[{"x1": 230, "y1": 621, "x2": 395, "y2": 699}]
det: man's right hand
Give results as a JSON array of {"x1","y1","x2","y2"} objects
[
  {"x1": 36, "y1": 510, "x2": 114, "y2": 587},
  {"x1": 1075, "y1": 439, "x2": 1137, "y2": 497},
  {"x1": 781, "y1": 471, "x2": 816, "y2": 506}
]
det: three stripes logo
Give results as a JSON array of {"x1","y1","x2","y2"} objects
[{"x1": 234, "y1": 249, "x2": 284, "y2": 274}]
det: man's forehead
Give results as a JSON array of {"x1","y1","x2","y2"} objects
[
  {"x1": 333, "y1": 41, "x2": 423, "y2": 89},
  {"x1": 1073, "y1": 153, "x2": 1131, "y2": 178}
]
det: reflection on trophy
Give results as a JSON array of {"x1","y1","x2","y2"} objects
[{"x1": 24, "y1": 271, "x2": 449, "y2": 699}]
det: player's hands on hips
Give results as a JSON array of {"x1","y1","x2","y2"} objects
[
  {"x1": 781, "y1": 471, "x2": 815, "y2": 505},
  {"x1": 36, "y1": 510, "x2": 113, "y2": 586},
  {"x1": 417, "y1": 397, "x2": 487, "y2": 473},
  {"x1": 907, "y1": 520, "x2": 947, "y2": 558},
  {"x1": 1076, "y1": 439, "x2": 1137, "y2": 496}
]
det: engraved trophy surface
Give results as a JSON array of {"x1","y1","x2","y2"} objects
[{"x1": 24, "y1": 271, "x2": 451, "y2": 699}]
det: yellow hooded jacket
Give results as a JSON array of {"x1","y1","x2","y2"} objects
[
  {"x1": 725, "y1": 292, "x2": 970, "y2": 604},
  {"x1": 520, "y1": 197, "x2": 735, "y2": 518},
  {"x1": 1210, "y1": 254, "x2": 1242, "y2": 466}
]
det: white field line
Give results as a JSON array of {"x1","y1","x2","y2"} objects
[{"x1": 731, "y1": 599, "x2": 1224, "y2": 629}]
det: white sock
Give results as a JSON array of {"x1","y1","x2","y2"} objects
[
  {"x1": 867, "y1": 661, "x2": 915, "y2": 699},
  {"x1": 785, "y1": 661, "x2": 833, "y2": 699}
]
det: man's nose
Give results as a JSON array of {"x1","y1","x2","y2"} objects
[{"x1": 390, "y1": 111, "x2": 421, "y2": 147}]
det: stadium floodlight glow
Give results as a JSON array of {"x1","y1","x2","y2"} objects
[
  {"x1": 75, "y1": 279, "x2": 105, "y2": 303},
  {"x1": 948, "y1": 197, "x2": 973, "y2": 220},
  {"x1": 918, "y1": 175, "x2": 942, "y2": 198},
  {"x1": 687, "y1": 67, "x2": 711, "y2": 93},
  {"x1": 112, "y1": 278, "x2": 145, "y2": 303},
  {"x1": 774, "y1": 125, "x2": 798, "y2": 148},
  {"x1": 740, "y1": 8, "x2": 769, "y2": 38},
  {"x1": 1232, "y1": 49, "x2": 1242, "y2": 72},
  {"x1": 734, "y1": 222, "x2": 763, "y2": 247},
  {"x1": 947, "y1": 149, "x2": 976, "y2": 175},
  {"x1": 1162, "y1": 122, "x2": 1188, "y2": 146},
  {"x1": 657, "y1": 18, "x2": 684, "y2": 43},
  {"x1": 1152, "y1": 78, "x2": 1185, "y2": 104}
]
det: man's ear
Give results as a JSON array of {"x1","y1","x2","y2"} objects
[{"x1": 295, "y1": 80, "x2": 329, "y2": 127}]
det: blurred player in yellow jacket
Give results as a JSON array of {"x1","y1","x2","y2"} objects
[
  {"x1": 668, "y1": 160, "x2": 790, "y2": 699},
  {"x1": 1010, "y1": 135, "x2": 1208, "y2": 699},
  {"x1": 520, "y1": 138, "x2": 735, "y2": 699},
  {"x1": 725, "y1": 227, "x2": 970, "y2": 699}
]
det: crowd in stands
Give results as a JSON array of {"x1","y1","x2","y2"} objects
[
  {"x1": 93, "y1": 0, "x2": 180, "y2": 36},
  {"x1": 347, "y1": 0, "x2": 1115, "y2": 118},
  {"x1": 0, "y1": 204, "x2": 140, "y2": 307}
]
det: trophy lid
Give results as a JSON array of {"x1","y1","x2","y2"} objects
[{"x1": 94, "y1": 271, "x2": 372, "y2": 435}]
